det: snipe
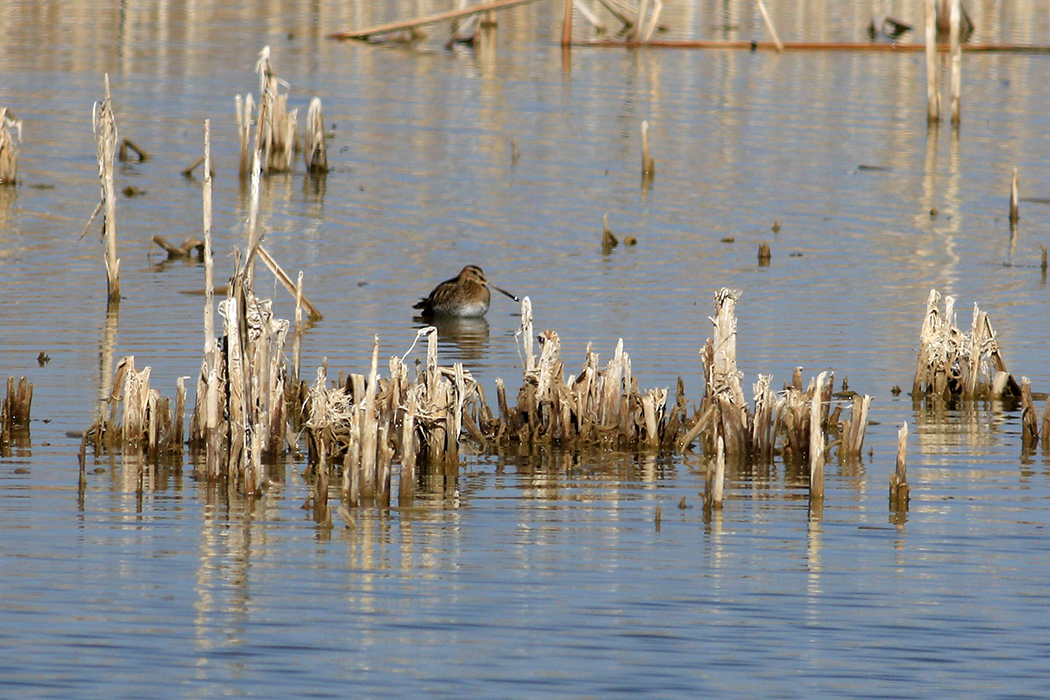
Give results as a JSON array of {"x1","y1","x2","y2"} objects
[{"x1": 413, "y1": 265, "x2": 517, "y2": 318}]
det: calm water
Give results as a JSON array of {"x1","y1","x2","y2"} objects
[{"x1": 2, "y1": 1, "x2": 1050, "y2": 697}]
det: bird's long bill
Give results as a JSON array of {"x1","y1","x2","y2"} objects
[{"x1": 490, "y1": 284, "x2": 519, "y2": 302}]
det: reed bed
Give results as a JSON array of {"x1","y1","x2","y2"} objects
[{"x1": 86, "y1": 281, "x2": 877, "y2": 510}]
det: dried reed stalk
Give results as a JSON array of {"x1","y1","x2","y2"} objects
[
  {"x1": 808, "y1": 372, "x2": 827, "y2": 500},
  {"x1": 235, "y1": 93, "x2": 255, "y2": 178},
  {"x1": 1020, "y1": 377, "x2": 1039, "y2": 452},
  {"x1": 1010, "y1": 167, "x2": 1019, "y2": 224},
  {"x1": 305, "y1": 97, "x2": 328, "y2": 174},
  {"x1": 253, "y1": 46, "x2": 298, "y2": 175},
  {"x1": 705, "y1": 435, "x2": 725, "y2": 509},
  {"x1": 890, "y1": 423, "x2": 910, "y2": 511},
  {"x1": 949, "y1": 0, "x2": 962, "y2": 124},
  {"x1": 925, "y1": 0, "x2": 940, "y2": 122},
  {"x1": 640, "y1": 120, "x2": 654, "y2": 181},
  {"x1": 754, "y1": 0, "x2": 783, "y2": 52},
  {"x1": 88, "y1": 356, "x2": 181, "y2": 456},
  {"x1": 561, "y1": 0, "x2": 573, "y2": 46},
  {"x1": 840, "y1": 393, "x2": 872, "y2": 458},
  {"x1": 92, "y1": 74, "x2": 120, "y2": 304},
  {"x1": 0, "y1": 108, "x2": 21, "y2": 185}
]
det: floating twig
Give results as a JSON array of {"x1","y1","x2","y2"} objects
[
  {"x1": 602, "y1": 213, "x2": 618, "y2": 254},
  {"x1": 118, "y1": 138, "x2": 151, "y2": 162},
  {"x1": 151, "y1": 235, "x2": 204, "y2": 259},
  {"x1": 328, "y1": 0, "x2": 543, "y2": 41}
]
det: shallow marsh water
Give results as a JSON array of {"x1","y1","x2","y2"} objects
[{"x1": 1, "y1": 1, "x2": 1050, "y2": 697}]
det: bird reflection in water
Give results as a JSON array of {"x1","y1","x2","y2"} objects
[{"x1": 415, "y1": 314, "x2": 491, "y2": 361}]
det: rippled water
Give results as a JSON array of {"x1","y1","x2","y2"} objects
[{"x1": 2, "y1": 1, "x2": 1050, "y2": 697}]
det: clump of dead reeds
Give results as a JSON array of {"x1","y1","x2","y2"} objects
[
  {"x1": 301, "y1": 327, "x2": 480, "y2": 512},
  {"x1": 912, "y1": 289, "x2": 1020, "y2": 401},
  {"x1": 236, "y1": 46, "x2": 299, "y2": 177},
  {"x1": 87, "y1": 356, "x2": 185, "y2": 459},
  {"x1": 0, "y1": 108, "x2": 21, "y2": 186},
  {"x1": 1, "y1": 377, "x2": 33, "y2": 448},
  {"x1": 475, "y1": 297, "x2": 680, "y2": 450},
  {"x1": 674, "y1": 289, "x2": 871, "y2": 502}
]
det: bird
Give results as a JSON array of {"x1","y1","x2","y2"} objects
[{"x1": 413, "y1": 265, "x2": 518, "y2": 318}]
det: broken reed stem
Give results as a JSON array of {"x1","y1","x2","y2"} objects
[
  {"x1": 642, "y1": 0, "x2": 662, "y2": 43},
  {"x1": 949, "y1": 0, "x2": 962, "y2": 124},
  {"x1": 890, "y1": 422, "x2": 910, "y2": 510},
  {"x1": 203, "y1": 120, "x2": 215, "y2": 360},
  {"x1": 573, "y1": 0, "x2": 606, "y2": 33},
  {"x1": 243, "y1": 149, "x2": 262, "y2": 287},
  {"x1": 925, "y1": 0, "x2": 940, "y2": 122},
  {"x1": 118, "y1": 138, "x2": 151, "y2": 162},
  {"x1": 2, "y1": 376, "x2": 33, "y2": 436},
  {"x1": 293, "y1": 271, "x2": 304, "y2": 385},
  {"x1": 78, "y1": 431, "x2": 87, "y2": 500},
  {"x1": 630, "y1": 0, "x2": 649, "y2": 41},
  {"x1": 596, "y1": 0, "x2": 633, "y2": 28},
  {"x1": 1021, "y1": 377, "x2": 1039, "y2": 452},
  {"x1": 640, "y1": 120, "x2": 654, "y2": 180},
  {"x1": 561, "y1": 0, "x2": 573, "y2": 47},
  {"x1": 93, "y1": 74, "x2": 120, "y2": 305},
  {"x1": 256, "y1": 245, "x2": 323, "y2": 321},
  {"x1": 808, "y1": 371, "x2": 827, "y2": 500},
  {"x1": 305, "y1": 97, "x2": 328, "y2": 174},
  {"x1": 1009, "y1": 167, "x2": 1019, "y2": 223},
  {"x1": 235, "y1": 93, "x2": 254, "y2": 178},
  {"x1": 706, "y1": 434, "x2": 725, "y2": 509},
  {"x1": 0, "y1": 107, "x2": 21, "y2": 185},
  {"x1": 1042, "y1": 394, "x2": 1050, "y2": 455},
  {"x1": 754, "y1": 0, "x2": 783, "y2": 53}
]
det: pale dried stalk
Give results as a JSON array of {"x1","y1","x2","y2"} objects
[
  {"x1": 754, "y1": 0, "x2": 783, "y2": 52},
  {"x1": 890, "y1": 422, "x2": 910, "y2": 509},
  {"x1": 949, "y1": 0, "x2": 961, "y2": 124},
  {"x1": 1021, "y1": 377, "x2": 1039, "y2": 451},
  {"x1": 808, "y1": 371, "x2": 827, "y2": 500},
  {"x1": 93, "y1": 74, "x2": 120, "y2": 303},
  {"x1": 235, "y1": 93, "x2": 255, "y2": 177},
  {"x1": 0, "y1": 107, "x2": 21, "y2": 185},
  {"x1": 709, "y1": 435, "x2": 725, "y2": 508},
  {"x1": 306, "y1": 97, "x2": 328, "y2": 174},
  {"x1": 925, "y1": 0, "x2": 940, "y2": 122}
]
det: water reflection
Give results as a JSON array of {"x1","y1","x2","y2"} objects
[{"x1": 418, "y1": 315, "x2": 490, "y2": 360}]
